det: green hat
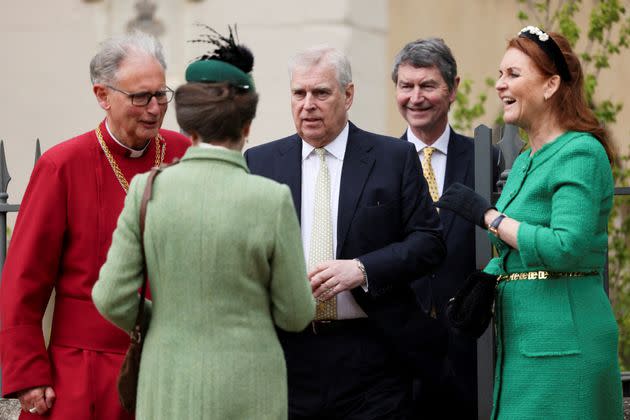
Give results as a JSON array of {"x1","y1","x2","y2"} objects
[{"x1": 185, "y1": 59, "x2": 255, "y2": 91}]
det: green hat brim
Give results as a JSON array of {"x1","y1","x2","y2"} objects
[{"x1": 185, "y1": 60, "x2": 254, "y2": 91}]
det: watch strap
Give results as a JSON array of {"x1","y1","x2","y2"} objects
[{"x1": 489, "y1": 213, "x2": 506, "y2": 237}]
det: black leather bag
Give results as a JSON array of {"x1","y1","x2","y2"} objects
[
  {"x1": 117, "y1": 166, "x2": 164, "y2": 413},
  {"x1": 445, "y1": 271, "x2": 498, "y2": 339}
]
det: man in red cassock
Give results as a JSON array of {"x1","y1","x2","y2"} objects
[{"x1": 0, "y1": 32, "x2": 191, "y2": 419}]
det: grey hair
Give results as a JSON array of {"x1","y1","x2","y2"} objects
[
  {"x1": 89, "y1": 32, "x2": 167, "y2": 85},
  {"x1": 288, "y1": 45, "x2": 352, "y2": 88},
  {"x1": 391, "y1": 38, "x2": 458, "y2": 91}
]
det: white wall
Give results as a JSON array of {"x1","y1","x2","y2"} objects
[{"x1": 0, "y1": 0, "x2": 389, "y2": 227}]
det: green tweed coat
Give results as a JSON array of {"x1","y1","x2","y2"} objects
[
  {"x1": 93, "y1": 147, "x2": 316, "y2": 420},
  {"x1": 484, "y1": 131, "x2": 623, "y2": 420}
]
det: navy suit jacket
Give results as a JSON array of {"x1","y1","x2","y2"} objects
[
  {"x1": 402, "y1": 128, "x2": 501, "y2": 315},
  {"x1": 245, "y1": 122, "x2": 448, "y2": 371},
  {"x1": 403, "y1": 128, "x2": 500, "y2": 417}
]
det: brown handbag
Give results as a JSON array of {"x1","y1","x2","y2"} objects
[{"x1": 117, "y1": 163, "x2": 171, "y2": 413}]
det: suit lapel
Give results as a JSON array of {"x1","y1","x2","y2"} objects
[
  {"x1": 276, "y1": 136, "x2": 303, "y2": 220},
  {"x1": 337, "y1": 123, "x2": 375, "y2": 257},
  {"x1": 441, "y1": 131, "x2": 472, "y2": 237},
  {"x1": 402, "y1": 128, "x2": 472, "y2": 238}
]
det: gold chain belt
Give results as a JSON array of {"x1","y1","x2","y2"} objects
[{"x1": 497, "y1": 270, "x2": 598, "y2": 282}]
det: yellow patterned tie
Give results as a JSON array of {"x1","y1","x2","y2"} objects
[
  {"x1": 311, "y1": 148, "x2": 337, "y2": 320},
  {"x1": 422, "y1": 147, "x2": 440, "y2": 202}
]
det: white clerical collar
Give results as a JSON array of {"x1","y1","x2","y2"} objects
[
  {"x1": 196, "y1": 142, "x2": 231, "y2": 151},
  {"x1": 301, "y1": 122, "x2": 349, "y2": 161},
  {"x1": 105, "y1": 120, "x2": 150, "y2": 158},
  {"x1": 406, "y1": 124, "x2": 450, "y2": 156}
]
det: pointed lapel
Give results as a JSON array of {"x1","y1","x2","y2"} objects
[
  {"x1": 441, "y1": 130, "x2": 472, "y2": 237},
  {"x1": 275, "y1": 136, "x2": 303, "y2": 220},
  {"x1": 336, "y1": 123, "x2": 375, "y2": 256}
]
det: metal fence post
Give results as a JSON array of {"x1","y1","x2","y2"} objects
[
  {"x1": 0, "y1": 140, "x2": 27, "y2": 396},
  {"x1": 474, "y1": 124, "x2": 525, "y2": 419},
  {"x1": 0, "y1": 141, "x2": 19, "y2": 274},
  {"x1": 473, "y1": 125, "x2": 495, "y2": 420}
]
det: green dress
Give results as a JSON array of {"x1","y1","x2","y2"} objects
[
  {"x1": 484, "y1": 131, "x2": 623, "y2": 419},
  {"x1": 93, "y1": 147, "x2": 316, "y2": 420}
]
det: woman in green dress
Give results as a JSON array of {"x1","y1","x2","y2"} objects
[
  {"x1": 93, "y1": 30, "x2": 315, "y2": 419},
  {"x1": 437, "y1": 26, "x2": 622, "y2": 419}
]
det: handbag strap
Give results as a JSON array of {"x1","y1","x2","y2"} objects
[{"x1": 130, "y1": 159, "x2": 180, "y2": 343}]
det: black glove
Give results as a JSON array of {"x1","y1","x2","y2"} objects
[{"x1": 434, "y1": 182, "x2": 494, "y2": 228}]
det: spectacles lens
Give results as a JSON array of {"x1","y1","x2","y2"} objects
[
  {"x1": 154, "y1": 91, "x2": 171, "y2": 104},
  {"x1": 161, "y1": 89, "x2": 174, "y2": 104},
  {"x1": 131, "y1": 93, "x2": 153, "y2": 106}
]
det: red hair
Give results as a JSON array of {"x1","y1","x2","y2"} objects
[{"x1": 507, "y1": 32, "x2": 616, "y2": 164}]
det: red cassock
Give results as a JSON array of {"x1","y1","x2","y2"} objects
[{"x1": 0, "y1": 120, "x2": 191, "y2": 419}]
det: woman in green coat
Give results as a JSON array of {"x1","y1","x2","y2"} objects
[
  {"x1": 437, "y1": 27, "x2": 622, "y2": 419},
  {"x1": 93, "y1": 32, "x2": 315, "y2": 420}
]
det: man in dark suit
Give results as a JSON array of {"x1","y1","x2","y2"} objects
[
  {"x1": 245, "y1": 46, "x2": 446, "y2": 420},
  {"x1": 392, "y1": 38, "x2": 501, "y2": 419}
]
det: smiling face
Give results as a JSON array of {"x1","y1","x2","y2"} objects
[
  {"x1": 290, "y1": 63, "x2": 354, "y2": 148},
  {"x1": 495, "y1": 48, "x2": 551, "y2": 130},
  {"x1": 94, "y1": 52, "x2": 168, "y2": 148},
  {"x1": 395, "y1": 64, "x2": 457, "y2": 144}
]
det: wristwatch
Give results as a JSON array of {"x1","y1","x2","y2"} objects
[
  {"x1": 488, "y1": 214, "x2": 506, "y2": 238},
  {"x1": 354, "y1": 258, "x2": 368, "y2": 288}
]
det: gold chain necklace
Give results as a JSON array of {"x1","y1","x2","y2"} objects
[{"x1": 95, "y1": 125, "x2": 165, "y2": 193}]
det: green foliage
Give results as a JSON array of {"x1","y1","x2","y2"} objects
[
  {"x1": 450, "y1": 0, "x2": 630, "y2": 369},
  {"x1": 452, "y1": 79, "x2": 487, "y2": 133}
]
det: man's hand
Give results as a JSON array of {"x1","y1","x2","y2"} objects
[
  {"x1": 309, "y1": 259, "x2": 364, "y2": 300},
  {"x1": 18, "y1": 386, "x2": 56, "y2": 415}
]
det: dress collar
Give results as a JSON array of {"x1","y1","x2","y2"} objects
[
  {"x1": 196, "y1": 142, "x2": 231, "y2": 151},
  {"x1": 180, "y1": 145, "x2": 249, "y2": 172}
]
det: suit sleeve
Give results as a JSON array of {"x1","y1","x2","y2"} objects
[
  {"x1": 0, "y1": 156, "x2": 64, "y2": 397},
  {"x1": 269, "y1": 187, "x2": 315, "y2": 331},
  {"x1": 93, "y1": 174, "x2": 151, "y2": 333},
  {"x1": 360, "y1": 144, "x2": 446, "y2": 296}
]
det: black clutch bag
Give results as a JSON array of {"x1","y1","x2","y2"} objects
[{"x1": 445, "y1": 271, "x2": 498, "y2": 339}]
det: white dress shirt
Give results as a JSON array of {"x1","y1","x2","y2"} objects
[
  {"x1": 301, "y1": 123, "x2": 367, "y2": 319},
  {"x1": 405, "y1": 125, "x2": 451, "y2": 196}
]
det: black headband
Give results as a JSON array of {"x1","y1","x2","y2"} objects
[{"x1": 518, "y1": 26, "x2": 571, "y2": 82}]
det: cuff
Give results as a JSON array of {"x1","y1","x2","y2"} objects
[
  {"x1": 0, "y1": 325, "x2": 53, "y2": 398},
  {"x1": 517, "y1": 222, "x2": 543, "y2": 267}
]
